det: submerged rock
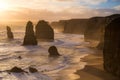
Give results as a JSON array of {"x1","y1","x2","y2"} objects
[
  {"x1": 29, "y1": 67, "x2": 38, "y2": 73},
  {"x1": 6, "y1": 26, "x2": 14, "y2": 39},
  {"x1": 8, "y1": 66, "x2": 25, "y2": 73},
  {"x1": 23, "y1": 21, "x2": 38, "y2": 45},
  {"x1": 103, "y1": 17, "x2": 120, "y2": 77},
  {"x1": 35, "y1": 20, "x2": 54, "y2": 41},
  {"x1": 48, "y1": 46, "x2": 60, "y2": 57}
]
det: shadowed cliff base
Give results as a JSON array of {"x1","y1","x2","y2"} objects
[{"x1": 76, "y1": 51, "x2": 119, "y2": 80}]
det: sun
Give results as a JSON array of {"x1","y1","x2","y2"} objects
[{"x1": 0, "y1": 1, "x2": 9, "y2": 11}]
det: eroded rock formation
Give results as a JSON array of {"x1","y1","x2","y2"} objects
[
  {"x1": 48, "y1": 46, "x2": 60, "y2": 57},
  {"x1": 36, "y1": 20, "x2": 54, "y2": 41},
  {"x1": 23, "y1": 21, "x2": 38, "y2": 45},
  {"x1": 103, "y1": 17, "x2": 120, "y2": 77},
  {"x1": 6, "y1": 26, "x2": 14, "y2": 39}
]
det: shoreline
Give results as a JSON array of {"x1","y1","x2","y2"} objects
[{"x1": 75, "y1": 50, "x2": 120, "y2": 80}]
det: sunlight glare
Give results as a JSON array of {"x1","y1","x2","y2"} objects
[{"x1": 0, "y1": 1, "x2": 9, "y2": 11}]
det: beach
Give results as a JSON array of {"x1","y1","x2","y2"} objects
[{"x1": 76, "y1": 50, "x2": 120, "y2": 80}]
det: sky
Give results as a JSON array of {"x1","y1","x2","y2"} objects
[{"x1": 0, "y1": 0, "x2": 120, "y2": 26}]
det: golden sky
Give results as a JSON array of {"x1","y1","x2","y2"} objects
[{"x1": 0, "y1": 0, "x2": 120, "y2": 26}]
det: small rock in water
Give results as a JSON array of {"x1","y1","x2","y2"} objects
[
  {"x1": 29, "y1": 67, "x2": 38, "y2": 73},
  {"x1": 48, "y1": 46, "x2": 61, "y2": 57},
  {"x1": 8, "y1": 66, "x2": 25, "y2": 73},
  {"x1": 18, "y1": 56, "x2": 22, "y2": 59}
]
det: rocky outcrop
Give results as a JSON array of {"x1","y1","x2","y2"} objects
[
  {"x1": 35, "y1": 20, "x2": 54, "y2": 41},
  {"x1": 48, "y1": 46, "x2": 60, "y2": 57},
  {"x1": 103, "y1": 17, "x2": 120, "y2": 77},
  {"x1": 6, "y1": 26, "x2": 14, "y2": 39},
  {"x1": 23, "y1": 21, "x2": 38, "y2": 45}
]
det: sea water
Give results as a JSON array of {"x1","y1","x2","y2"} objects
[{"x1": 0, "y1": 31, "x2": 93, "y2": 80}]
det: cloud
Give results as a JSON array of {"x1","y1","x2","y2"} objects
[
  {"x1": 112, "y1": 0, "x2": 120, "y2": 2},
  {"x1": 56, "y1": 0, "x2": 108, "y2": 5},
  {"x1": 0, "y1": 6, "x2": 119, "y2": 23},
  {"x1": 114, "y1": 5, "x2": 120, "y2": 10},
  {"x1": 79, "y1": 0, "x2": 108, "y2": 5},
  {"x1": 0, "y1": 0, "x2": 119, "y2": 26}
]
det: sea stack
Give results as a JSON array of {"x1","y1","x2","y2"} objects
[
  {"x1": 6, "y1": 26, "x2": 14, "y2": 40},
  {"x1": 35, "y1": 20, "x2": 54, "y2": 41},
  {"x1": 23, "y1": 21, "x2": 38, "y2": 45},
  {"x1": 48, "y1": 46, "x2": 60, "y2": 57},
  {"x1": 103, "y1": 18, "x2": 120, "y2": 77}
]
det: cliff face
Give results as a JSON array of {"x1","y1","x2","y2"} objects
[
  {"x1": 23, "y1": 21, "x2": 38, "y2": 45},
  {"x1": 51, "y1": 20, "x2": 66, "y2": 32},
  {"x1": 63, "y1": 19, "x2": 88, "y2": 34},
  {"x1": 50, "y1": 14, "x2": 120, "y2": 49},
  {"x1": 84, "y1": 17, "x2": 106, "y2": 41},
  {"x1": 103, "y1": 18, "x2": 120, "y2": 77},
  {"x1": 51, "y1": 19, "x2": 88, "y2": 34},
  {"x1": 35, "y1": 20, "x2": 54, "y2": 41},
  {"x1": 84, "y1": 14, "x2": 120, "y2": 49}
]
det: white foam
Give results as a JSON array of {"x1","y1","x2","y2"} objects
[{"x1": 0, "y1": 31, "x2": 93, "y2": 80}]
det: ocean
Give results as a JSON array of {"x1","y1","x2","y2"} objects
[{"x1": 0, "y1": 31, "x2": 93, "y2": 80}]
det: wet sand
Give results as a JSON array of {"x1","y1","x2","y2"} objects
[{"x1": 76, "y1": 50, "x2": 120, "y2": 80}]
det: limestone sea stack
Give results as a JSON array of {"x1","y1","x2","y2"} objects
[
  {"x1": 6, "y1": 26, "x2": 14, "y2": 39},
  {"x1": 48, "y1": 46, "x2": 60, "y2": 57},
  {"x1": 103, "y1": 18, "x2": 120, "y2": 78},
  {"x1": 23, "y1": 21, "x2": 38, "y2": 45},
  {"x1": 35, "y1": 20, "x2": 54, "y2": 41}
]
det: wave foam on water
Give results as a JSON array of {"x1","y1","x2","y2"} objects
[{"x1": 0, "y1": 32, "x2": 93, "y2": 80}]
